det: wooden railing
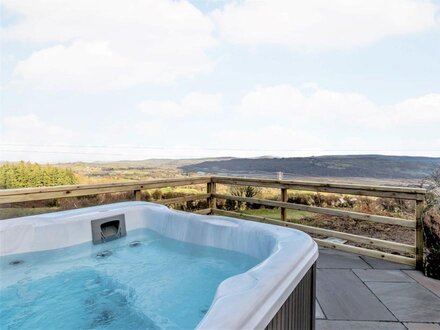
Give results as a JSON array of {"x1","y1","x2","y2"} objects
[
  {"x1": 0, "y1": 176, "x2": 426, "y2": 269},
  {"x1": 0, "y1": 177, "x2": 211, "y2": 203}
]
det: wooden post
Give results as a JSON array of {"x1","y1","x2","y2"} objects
[
  {"x1": 134, "y1": 190, "x2": 141, "y2": 201},
  {"x1": 415, "y1": 199, "x2": 425, "y2": 270},
  {"x1": 207, "y1": 181, "x2": 216, "y2": 212},
  {"x1": 281, "y1": 188, "x2": 287, "y2": 221}
]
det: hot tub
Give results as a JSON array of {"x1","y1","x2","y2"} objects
[{"x1": 0, "y1": 202, "x2": 318, "y2": 329}]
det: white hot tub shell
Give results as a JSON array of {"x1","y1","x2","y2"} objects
[{"x1": 0, "y1": 202, "x2": 318, "y2": 329}]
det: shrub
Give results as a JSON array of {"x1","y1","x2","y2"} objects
[
  {"x1": 162, "y1": 191, "x2": 185, "y2": 199},
  {"x1": 421, "y1": 167, "x2": 440, "y2": 279},
  {"x1": 287, "y1": 193, "x2": 315, "y2": 206},
  {"x1": 376, "y1": 198, "x2": 413, "y2": 215},
  {"x1": 143, "y1": 191, "x2": 152, "y2": 201},
  {"x1": 230, "y1": 185, "x2": 262, "y2": 210},
  {"x1": 231, "y1": 185, "x2": 261, "y2": 198},
  {"x1": 424, "y1": 208, "x2": 440, "y2": 279},
  {"x1": 151, "y1": 189, "x2": 162, "y2": 200}
]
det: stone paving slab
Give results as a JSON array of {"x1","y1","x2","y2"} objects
[
  {"x1": 360, "y1": 256, "x2": 414, "y2": 270},
  {"x1": 404, "y1": 270, "x2": 440, "y2": 298},
  {"x1": 317, "y1": 269, "x2": 396, "y2": 321},
  {"x1": 316, "y1": 299, "x2": 326, "y2": 319},
  {"x1": 365, "y1": 282, "x2": 440, "y2": 322},
  {"x1": 353, "y1": 269, "x2": 415, "y2": 282},
  {"x1": 403, "y1": 323, "x2": 440, "y2": 330},
  {"x1": 316, "y1": 320, "x2": 406, "y2": 329},
  {"x1": 317, "y1": 248, "x2": 371, "y2": 269}
]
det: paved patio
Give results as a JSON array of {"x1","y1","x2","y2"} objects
[{"x1": 316, "y1": 248, "x2": 440, "y2": 330}]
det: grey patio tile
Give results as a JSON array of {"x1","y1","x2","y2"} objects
[
  {"x1": 317, "y1": 248, "x2": 371, "y2": 269},
  {"x1": 316, "y1": 299, "x2": 326, "y2": 319},
  {"x1": 403, "y1": 270, "x2": 440, "y2": 298},
  {"x1": 365, "y1": 282, "x2": 440, "y2": 322},
  {"x1": 360, "y1": 256, "x2": 414, "y2": 270},
  {"x1": 316, "y1": 320, "x2": 406, "y2": 330},
  {"x1": 403, "y1": 323, "x2": 440, "y2": 330},
  {"x1": 353, "y1": 269, "x2": 415, "y2": 282},
  {"x1": 317, "y1": 269, "x2": 396, "y2": 321}
]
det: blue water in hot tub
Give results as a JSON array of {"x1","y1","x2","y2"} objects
[{"x1": 0, "y1": 229, "x2": 260, "y2": 329}]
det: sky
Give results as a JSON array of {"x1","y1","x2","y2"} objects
[{"x1": 1, "y1": 0, "x2": 440, "y2": 163}]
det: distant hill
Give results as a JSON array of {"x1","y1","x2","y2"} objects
[
  {"x1": 59, "y1": 157, "x2": 234, "y2": 169},
  {"x1": 180, "y1": 155, "x2": 440, "y2": 179}
]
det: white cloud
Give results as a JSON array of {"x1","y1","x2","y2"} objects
[
  {"x1": 139, "y1": 92, "x2": 221, "y2": 117},
  {"x1": 212, "y1": 0, "x2": 439, "y2": 51},
  {"x1": 383, "y1": 93, "x2": 440, "y2": 125},
  {"x1": 212, "y1": 125, "x2": 326, "y2": 157},
  {"x1": 0, "y1": 114, "x2": 77, "y2": 162},
  {"x1": 237, "y1": 84, "x2": 440, "y2": 129},
  {"x1": 1, "y1": 114, "x2": 74, "y2": 144},
  {"x1": 210, "y1": 84, "x2": 440, "y2": 157},
  {"x1": 3, "y1": 0, "x2": 216, "y2": 92}
]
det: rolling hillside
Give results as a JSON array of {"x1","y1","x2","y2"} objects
[{"x1": 180, "y1": 155, "x2": 440, "y2": 179}]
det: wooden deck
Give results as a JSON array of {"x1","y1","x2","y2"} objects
[{"x1": 316, "y1": 248, "x2": 440, "y2": 330}]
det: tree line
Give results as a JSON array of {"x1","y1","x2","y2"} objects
[{"x1": 0, "y1": 162, "x2": 78, "y2": 189}]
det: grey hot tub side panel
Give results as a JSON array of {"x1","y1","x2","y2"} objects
[{"x1": 265, "y1": 263, "x2": 316, "y2": 330}]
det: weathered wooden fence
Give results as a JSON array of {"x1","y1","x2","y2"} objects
[{"x1": 0, "y1": 176, "x2": 426, "y2": 269}]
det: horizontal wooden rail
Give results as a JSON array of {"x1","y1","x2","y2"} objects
[
  {"x1": 0, "y1": 177, "x2": 210, "y2": 204},
  {"x1": 314, "y1": 239, "x2": 415, "y2": 266},
  {"x1": 212, "y1": 209, "x2": 415, "y2": 254},
  {"x1": 212, "y1": 209, "x2": 415, "y2": 266},
  {"x1": 213, "y1": 193, "x2": 416, "y2": 228},
  {"x1": 156, "y1": 194, "x2": 210, "y2": 205},
  {"x1": 211, "y1": 176, "x2": 425, "y2": 201}
]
